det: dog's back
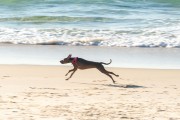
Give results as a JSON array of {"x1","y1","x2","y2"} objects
[{"x1": 76, "y1": 58, "x2": 100, "y2": 69}]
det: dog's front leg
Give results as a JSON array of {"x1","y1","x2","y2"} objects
[
  {"x1": 66, "y1": 68, "x2": 77, "y2": 80},
  {"x1": 65, "y1": 68, "x2": 75, "y2": 76}
]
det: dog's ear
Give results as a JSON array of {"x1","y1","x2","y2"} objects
[{"x1": 67, "y1": 54, "x2": 72, "y2": 59}]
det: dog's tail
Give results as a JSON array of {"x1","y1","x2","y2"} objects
[{"x1": 101, "y1": 59, "x2": 112, "y2": 65}]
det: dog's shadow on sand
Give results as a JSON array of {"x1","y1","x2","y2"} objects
[
  {"x1": 72, "y1": 82, "x2": 145, "y2": 89},
  {"x1": 104, "y1": 84, "x2": 145, "y2": 88}
]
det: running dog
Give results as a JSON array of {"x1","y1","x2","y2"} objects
[{"x1": 60, "y1": 54, "x2": 119, "y2": 84}]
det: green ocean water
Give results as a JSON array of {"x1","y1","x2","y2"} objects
[{"x1": 0, "y1": 0, "x2": 180, "y2": 47}]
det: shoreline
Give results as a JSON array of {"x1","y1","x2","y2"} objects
[{"x1": 0, "y1": 65, "x2": 180, "y2": 119}]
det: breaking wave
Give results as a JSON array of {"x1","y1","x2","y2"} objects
[{"x1": 0, "y1": 27, "x2": 180, "y2": 48}]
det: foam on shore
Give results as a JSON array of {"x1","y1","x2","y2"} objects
[{"x1": 0, "y1": 27, "x2": 180, "y2": 48}]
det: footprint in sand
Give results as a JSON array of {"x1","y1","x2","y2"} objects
[
  {"x1": 3, "y1": 76, "x2": 10, "y2": 78},
  {"x1": 29, "y1": 87, "x2": 58, "y2": 90},
  {"x1": 1, "y1": 76, "x2": 11, "y2": 79}
]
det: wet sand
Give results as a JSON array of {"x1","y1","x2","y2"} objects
[{"x1": 1, "y1": 45, "x2": 180, "y2": 69}]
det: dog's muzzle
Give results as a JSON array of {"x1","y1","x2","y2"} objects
[{"x1": 60, "y1": 60, "x2": 63, "y2": 64}]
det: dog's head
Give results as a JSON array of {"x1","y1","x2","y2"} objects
[{"x1": 60, "y1": 54, "x2": 72, "y2": 64}]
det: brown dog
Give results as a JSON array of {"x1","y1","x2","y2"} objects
[{"x1": 60, "y1": 54, "x2": 119, "y2": 84}]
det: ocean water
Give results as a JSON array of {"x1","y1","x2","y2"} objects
[{"x1": 0, "y1": 0, "x2": 180, "y2": 47}]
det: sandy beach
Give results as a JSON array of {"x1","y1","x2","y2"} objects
[
  {"x1": 1, "y1": 0, "x2": 180, "y2": 119},
  {"x1": 0, "y1": 65, "x2": 180, "y2": 120}
]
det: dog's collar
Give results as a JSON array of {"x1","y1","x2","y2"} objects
[{"x1": 71, "y1": 57, "x2": 78, "y2": 65}]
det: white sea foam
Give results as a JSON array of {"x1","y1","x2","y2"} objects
[
  {"x1": 0, "y1": 0, "x2": 179, "y2": 48},
  {"x1": 0, "y1": 27, "x2": 180, "y2": 48}
]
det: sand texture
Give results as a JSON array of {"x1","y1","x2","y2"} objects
[{"x1": 0, "y1": 65, "x2": 180, "y2": 120}]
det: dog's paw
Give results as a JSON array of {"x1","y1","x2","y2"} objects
[{"x1": 113, "y1": 81, "x2": 116, "y2": 84}]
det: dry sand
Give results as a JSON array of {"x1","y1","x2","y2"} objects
[{"x1": 0, "y1": 65, "x2": 180, "y2": 120}]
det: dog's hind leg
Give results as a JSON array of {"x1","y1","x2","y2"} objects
[
  {"x1": 104, "y1": 72, "x2": 116, "y2": 84},
  {"x1": 107, "y1": 71, "x2": 119, "y2": 77},
  {"x1": 97, "y1": 65, "x2": 116, "y2": 84}
]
